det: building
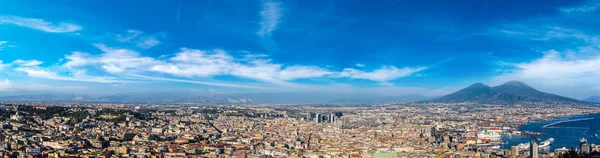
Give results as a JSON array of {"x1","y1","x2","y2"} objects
[
  {"x1": 314, "y1": 113, "x2": 320, "y2": 123},
  {"x1": 152, "y1": 128, "x2": 164, "y2": 134},
  {"x1": 329, "y1": 113, "x2": 335, "y2": 123},
  {"x1": 10, "y1": 111, "x2": 22, "y2": 121},
  {"x1": 530, "y1": 141, "x2": 538, "y2": 158},
  {"x1": 477, "y1": 131, "x2": 501, "y2": 139},
  {"x1": 511, "y1": 145, "x2": 519, "y2": 156},
  {"x1": 580, "y1": 138, "x2": 591, "y2": 154},
  {"x1": 334, "y1": 112, "x2": 343, "y2": 118}
]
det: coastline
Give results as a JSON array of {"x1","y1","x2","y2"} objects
[
  {"x1": 542, "y1": 118, "x2": 595, "y2": 128},
  {"x1": 503, "y1": 112, "x2": 600, "y2": 152}
]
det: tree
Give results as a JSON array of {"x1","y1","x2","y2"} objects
[{"x1": 559, "y1": 148, "x2": 588, "y2": 158}]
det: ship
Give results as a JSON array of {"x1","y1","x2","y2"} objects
[
  {"x1": 538, "y1": 140, "x2": 551, "y2": 148},
  {"x1": 518, "y1": 143, "x2": 529, "y2": 150},
  {"x1": 517, "y1": 138, "x2": 553, "y2": 150}
]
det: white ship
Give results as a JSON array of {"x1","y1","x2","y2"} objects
[
  {"x1": 517, "y1": 138, "x2": 553, "y2": 150},
  {"x1": 538, "y1": 140, "x2": 551, "y2": 148},
  {"x1": 518, "y1": 143, "x2": 529, "y2": 150}
]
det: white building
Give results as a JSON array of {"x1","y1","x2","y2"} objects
[{"x1": 477, "y1": 131, "x2": 501, "y2": 141}]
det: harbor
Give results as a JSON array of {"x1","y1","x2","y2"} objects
[{"x1": 502, "y1": 113, "x2": 600, "y2": 151}]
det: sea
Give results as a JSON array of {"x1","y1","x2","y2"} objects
[{"x1": 501, "y1": 112, "x2": 600, "y2": 152}]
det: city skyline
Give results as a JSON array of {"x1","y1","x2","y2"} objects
[{"x1": 2, "y1": 0, "x2": 600, "y2": 99}]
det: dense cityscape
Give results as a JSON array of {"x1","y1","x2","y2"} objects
[{"x1": 0, "y1": 100, "x2": 599, "y2": 157}]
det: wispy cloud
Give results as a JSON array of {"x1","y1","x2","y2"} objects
[
  {"x1": 257, "y1": 0, "x2": 282, "y2": 37},
  {"x1": 12, "y1": 59, "x2": 43, "y2": 67},
  {"x1": 339, "y1": 66, "x2": 427, "y2": 85},
  {"x1": 137, "y1": 36, "x2": 160, "y2": 49},
  {"x1": 0, "y1": 41, "x2": 15, "y2": 51},
  {"x1": 561, "y1": 0, "x2": 600, "y2": 13},
  {"x1": 115, "y1": 30, "x2": 161, "y2": 49},
  {"x1": 127, "y1": 75, "x2": 271, "y2": 90},
  {"x1": 0, "y1": 58, "x2": 130, "y2": 84},
  {"x1": 0, "y1": 78, "x2": 87, "y2": 92},
  {"x1": 0, "y1": 16, "x2": 82, "y2": 33},
  {"x1": 14, "y1": 67, "x2": 129, "y2": 83},
  {"x1": 0, "y1": 60, "x2": 5, "y2": 71},
  {"x1": 0, "y1": 41, "x2": 7, "y2": 51},
  {"x1": 0, "y1": 59, "x2": 43, "y2": 69}
]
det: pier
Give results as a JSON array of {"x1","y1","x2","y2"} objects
[{"x1": 542, "y1": 118, "x2": 594, "y2": 128}]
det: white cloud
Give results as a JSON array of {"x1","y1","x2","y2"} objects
[
  {"x1": 128, "y1": 75, "x2": 271, "y2": 90},
  {"x1": 75, "y1": 45, "x2": 423, "y2": 85},
  {"x1": 12, "y1": 59, "x2": 43, "y2": 67},
  {"x1": 64, "y1": 51, "x2": 93, "y2": 69},
  {"x1": 356, "y1": 63, "x2": 365, "y2": 67},
  {"x1": 339, "y1": 66, "x2": 427, "y2": 84},
  {"x1": 14, "y1": 67, "x2": 127, "y2": 83},
  {"x1": 492, "y1": 48, "x2": 600, "y2": 98},
  {"x1": 65, "y1": 44, "x2": 159, "y2": 73},
  {"x1": 495, "y1": 50, "x2": 600, "y2": 84},
  {"x1": 94, "y1": 44, "x2": 159, "y2": 73},
  {"x1": 8, "y1": 43, "x2": 424, "y2": 89},
  {"x1": 116, "y1": 30, "x2": 161, "y2": 49},
  {"x1": 151, "y1": 48, "x2": 231, "y2": 77},
  {"x1": 257, "y1": 0, "x2": 282, "y2": 37},
  {"x1": 116, "y1": 30, "x2": 143, "y2": 42},
  {"x1": 0, "y1": 16, "x2": 82, "y2": 33},
  {"x1": 137, "y1": 36, "x2": 160, "y2": 49},
  {"x1": 0, "y1": 59, "x2": 43, "y2": 71},
  {"x1": 150, "y1": 48, "x2": 334, "y2": 86},
  {"x1": 278, "y1": 66, "x2": 333, "y2": 80}
]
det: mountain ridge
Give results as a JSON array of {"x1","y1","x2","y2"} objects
[
  {"x1": 583, "y1": 96, "x2": 600, "y2": 103},
  {"x1": 429, "y1": 81, "x2": 589, "y2": 104}
]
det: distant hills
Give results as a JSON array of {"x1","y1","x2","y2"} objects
[
  {"x1": 0, "y1": 94, "x2": 94, "y2": 102},
  {"x1": 1, "y1": 80, "x2": 595, "y2": 105},
  {"x1": 429, "y1": 80, "x2": 588, "y2": 104},
  {"x1": 584, "y1": 96, "x2": 600, "y2": 103},
  {"x1": 0, "y1": 92, "x2": 430, "y2": 104}
]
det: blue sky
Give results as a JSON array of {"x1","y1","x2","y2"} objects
[{"x1": 1, "y1": 0, "x2": 600, "y2": 98}]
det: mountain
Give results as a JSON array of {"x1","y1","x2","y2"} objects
[
  {"x1": 427, "y1": 83, "x2": 498, "y2": 103},
  {"x1": 430, "y1": 81, "x2": 587, "y2": 104},
  {"x1": 583, "y1": 96, "x2": 600, "y2": 103}
]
